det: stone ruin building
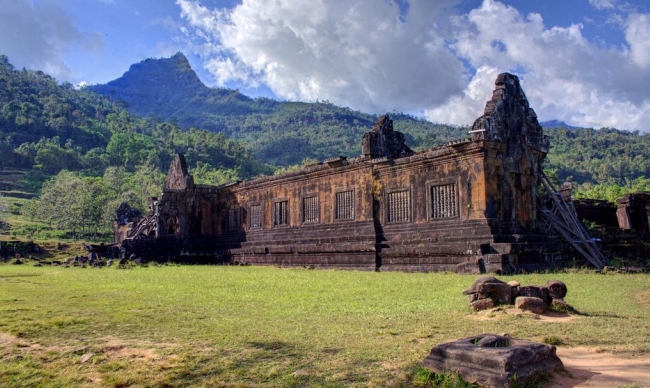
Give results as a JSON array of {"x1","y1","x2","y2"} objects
[
  {"x1": 114, "y1": 73, "x2": 607, "y2": 273},
  {"x1": 570, "y1": 192, "x2": 650, "y2": 268}
]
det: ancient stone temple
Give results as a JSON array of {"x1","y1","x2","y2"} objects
[{"x1": 118, "y1": 73, "x2": 570, "y2": 273}]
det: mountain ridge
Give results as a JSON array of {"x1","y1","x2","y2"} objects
[
  {"x1": 90, "y1": 53, "x2": 469, "y2": 166},
  {"x1": 540, "y1": 120, "x2": 580, "y2": 129}
]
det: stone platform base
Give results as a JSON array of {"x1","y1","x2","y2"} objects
[{"x1": 422, "y1": 334, "x2": 563, "y2": 388}]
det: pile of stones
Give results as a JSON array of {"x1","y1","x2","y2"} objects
[{"x1": 462, "y1": 275, "x2": 570, "y2": 314}]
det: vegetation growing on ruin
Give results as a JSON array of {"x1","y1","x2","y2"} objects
[{"x1": 0, "y1": 265, "x2": 648, "y2": 387}]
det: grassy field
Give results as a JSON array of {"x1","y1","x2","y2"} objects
[{"x1": 1, "y1": 265, "x2": 649, "y2": 388}]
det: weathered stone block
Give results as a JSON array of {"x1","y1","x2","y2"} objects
[
  {"x1": 551, "y1": 298, "x2": 571, "y2": 310},
  {"x1": 470, "y1": 298, "x2": 495, "y2": 311},
  {"x1": 477, "y1": 282, "x2": 512, "y2": 305},
  {"x1": 422, "y1": 334, "x2": 563, "y2": 388},
  {"x1": 518, "y1": 285, "x2": 548, "y2": 301},
  {"x1": 515, "y1": 296, "x2": 545, "y2": 314},
  {"x1": 545, "y1": 279, "x2": 567, "y2": 300},
  {"x1": 462, "y1": 275, "x2": 505, "y2": 295}
]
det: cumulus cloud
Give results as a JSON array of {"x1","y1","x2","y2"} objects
[
  {"x1": 178, "y1": 0, "x2": 650, "y2": 130},
  {"x1": 177, "y1": 0, "x2": 466, "y2": 113},
  {"x1": 0, "y1": 0, "x2": 103, "y2": 82},
  {"x1": 625, "y1": 13, "x2": 650, "y2": 68},
  {"x1": 428, "y1": 0, "x2": 650, "y2": 129}
]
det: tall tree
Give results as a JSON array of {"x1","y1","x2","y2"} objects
[{"x1": 0, "y1": 195, "x2": 8, "y2": 230}]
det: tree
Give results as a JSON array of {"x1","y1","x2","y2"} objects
[
  {"x1": 124, "y1": 164, "x2": 165, "y2": 209},
  {"x1": 0, "y1": 194, "x2": 8, "y2": 230},
  {"x1": 29, "y1": 171, "x2": 112, "y2": 239}
]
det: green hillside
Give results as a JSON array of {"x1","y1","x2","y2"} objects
[
  {"x1": 90, "y1": 53, "x2": 468, "y2": 166},
  {"x1": 0, "y1": 55, "x2": 271, "y2": 240}
]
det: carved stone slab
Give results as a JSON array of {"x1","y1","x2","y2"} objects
[{"x1": 422, "y1": 334, "x2": 563, "y2": 388}]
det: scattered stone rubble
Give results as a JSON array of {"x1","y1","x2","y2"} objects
[
  {"x1": 422, "y1": 333, "x2": 563, "y2": 388},
  {"x1": 58, "y1": 253, "x2": 147, "y2": 268},
  {"x1": 462, "y1": 275, "x2": 570, "y2": 314}
]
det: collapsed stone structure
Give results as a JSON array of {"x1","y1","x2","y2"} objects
[
  {"x1": 463, "y1": 275, "x2": 570, "y2": 313},
  {"x1": 567, "y1": 190, "x2": 650, "y2": 268},
  {"x1": 115, "y1": 73, "x2": 576, "y2": 272}
]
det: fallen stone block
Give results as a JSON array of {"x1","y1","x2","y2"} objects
[
  {"x1": 462, "y1": 275, "x2": 505, "y2": 295},
  {"x1": 515, "y1": 296, "x2": 545, "y2": 314},
  {"x1": 545, "y1": 280, "x2": 567, "y2": 300},
  {"x1": 551, "y1": 298, "x2": 571, "y2": 311},
  {"x1": 422, "y1": 333, "x2": 563, "y2": 388},
  {"x1": 470, "y1": 298, "x2": 495, "y2": 311},
  {"x1": 518, "y1": 285, "x2": 548, "y2": 301},
  {"x1": 477, "y1": 282, "x2": 512, "y2": 305}
]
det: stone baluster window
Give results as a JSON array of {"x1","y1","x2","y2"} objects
[
  {"x1": 431, "y1": 183, "x2": 458, "y2": 219},
  {"x1": 249, "y1": 204, "x2": 262, "y2": 229},
  {"x1": 388, "y1": 190, "x2": 411, "y2": 222},
  {"x1": 335, "y1": 190, "x2": 354, "y2": 220},
  {"x1": 302, "y1": 196, "x2": 319, "y2": 224},
  {"x1": 274, "y1": 200, "x2": 289, "y2": 226},
  {"x1": 228, "y1": 206, "x2": 240, "y2": 231}
]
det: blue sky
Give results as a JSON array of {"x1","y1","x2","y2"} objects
[{"x1": 2, "y1": 0, "x2": 650, "y2": 130}]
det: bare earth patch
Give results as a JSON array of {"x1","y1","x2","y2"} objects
[
  {"x1": 472, "y1": 307, "x2": 579, "y2": 322},
  {"x1": 554, "y1": 347, "x2": 650, "y2": 387},
  {"x1": 463, "y1": 309, "x2": 650, "y2": 387}
]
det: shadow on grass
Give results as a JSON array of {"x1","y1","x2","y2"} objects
[{"x1": 158, "y1": 340, "x2": 363, "y2": 388}]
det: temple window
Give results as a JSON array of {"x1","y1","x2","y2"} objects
[
  {"x1": 431, "y1": 183, "x2": 458, "y2": 219},
  {"x1": 228, "y1": 206, "x2": 240, "y2": 231},
  {"x1": 249, "y1": 204, "x2": 262, "y2": 229},
  {"x1": 387, "y1": 190, "x2": 411, "y2": 223},
  {"x1": 302, "y1": 196, "x2": 319, "y2": 224},
  {"x1": 274, "y1": 200, "x2": 289, "y2": 226},
  {"x1": 335, "y1": 190, "x2": 354, "y2": 220}
]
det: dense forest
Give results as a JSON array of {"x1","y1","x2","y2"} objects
[
  {"x1": 1, "y1": 53, "x2": 650, "y2": 239},
  {"x1": 0, "y1": 55, "x2": 271, "y2": 179},
  {"x1": 0, "y1": 55, "x2": 271, "y2": 238}
]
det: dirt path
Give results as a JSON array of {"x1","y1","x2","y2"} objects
[{"x1": 554, "y1": 347, "x2": 650, "y2": 387}]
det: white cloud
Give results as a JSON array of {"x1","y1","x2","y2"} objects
[
  {"x1": 625, "y1": 13, "x2": 650, "y2": 68},
  {"x1": 177, "y1": 0, "x2": 466, "y2": 113},
  {"x1": 178, "y1": 0, "x2": 650, "y2": 130},
  {"x1": 428, "y1": 0, "x2": 650, "y2": 130},
  {"x1": 425, "y1": 65, "x2": 499, "y2": 125},
  {"x1": 588, "y1": 0, "x2": 616, "y2": 10},
  {"x1": 0, "y1": 0, "x2": 104, "y2": 82}
]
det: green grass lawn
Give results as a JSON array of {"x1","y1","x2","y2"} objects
[{"x1": 1, "y1": 265, "x2": 649, "y2": 387}]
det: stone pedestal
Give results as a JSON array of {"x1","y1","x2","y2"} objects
[{"x1": 422, "y1": 334, "x2": 563, "y2": 388}]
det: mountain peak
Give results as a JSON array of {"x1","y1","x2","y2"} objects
[
  {"x1": 120, "y1": 52, "x2": 203, "y2": 88},
  {"x1": 91, "y1": 53, "x2": 254, "y2": 121},
  {"x1": 90, "y1": 52, "x2": 209, "y2": 116},
  {"x1": 540, "y1": 120, "x2": 580, "y2": 129}
]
